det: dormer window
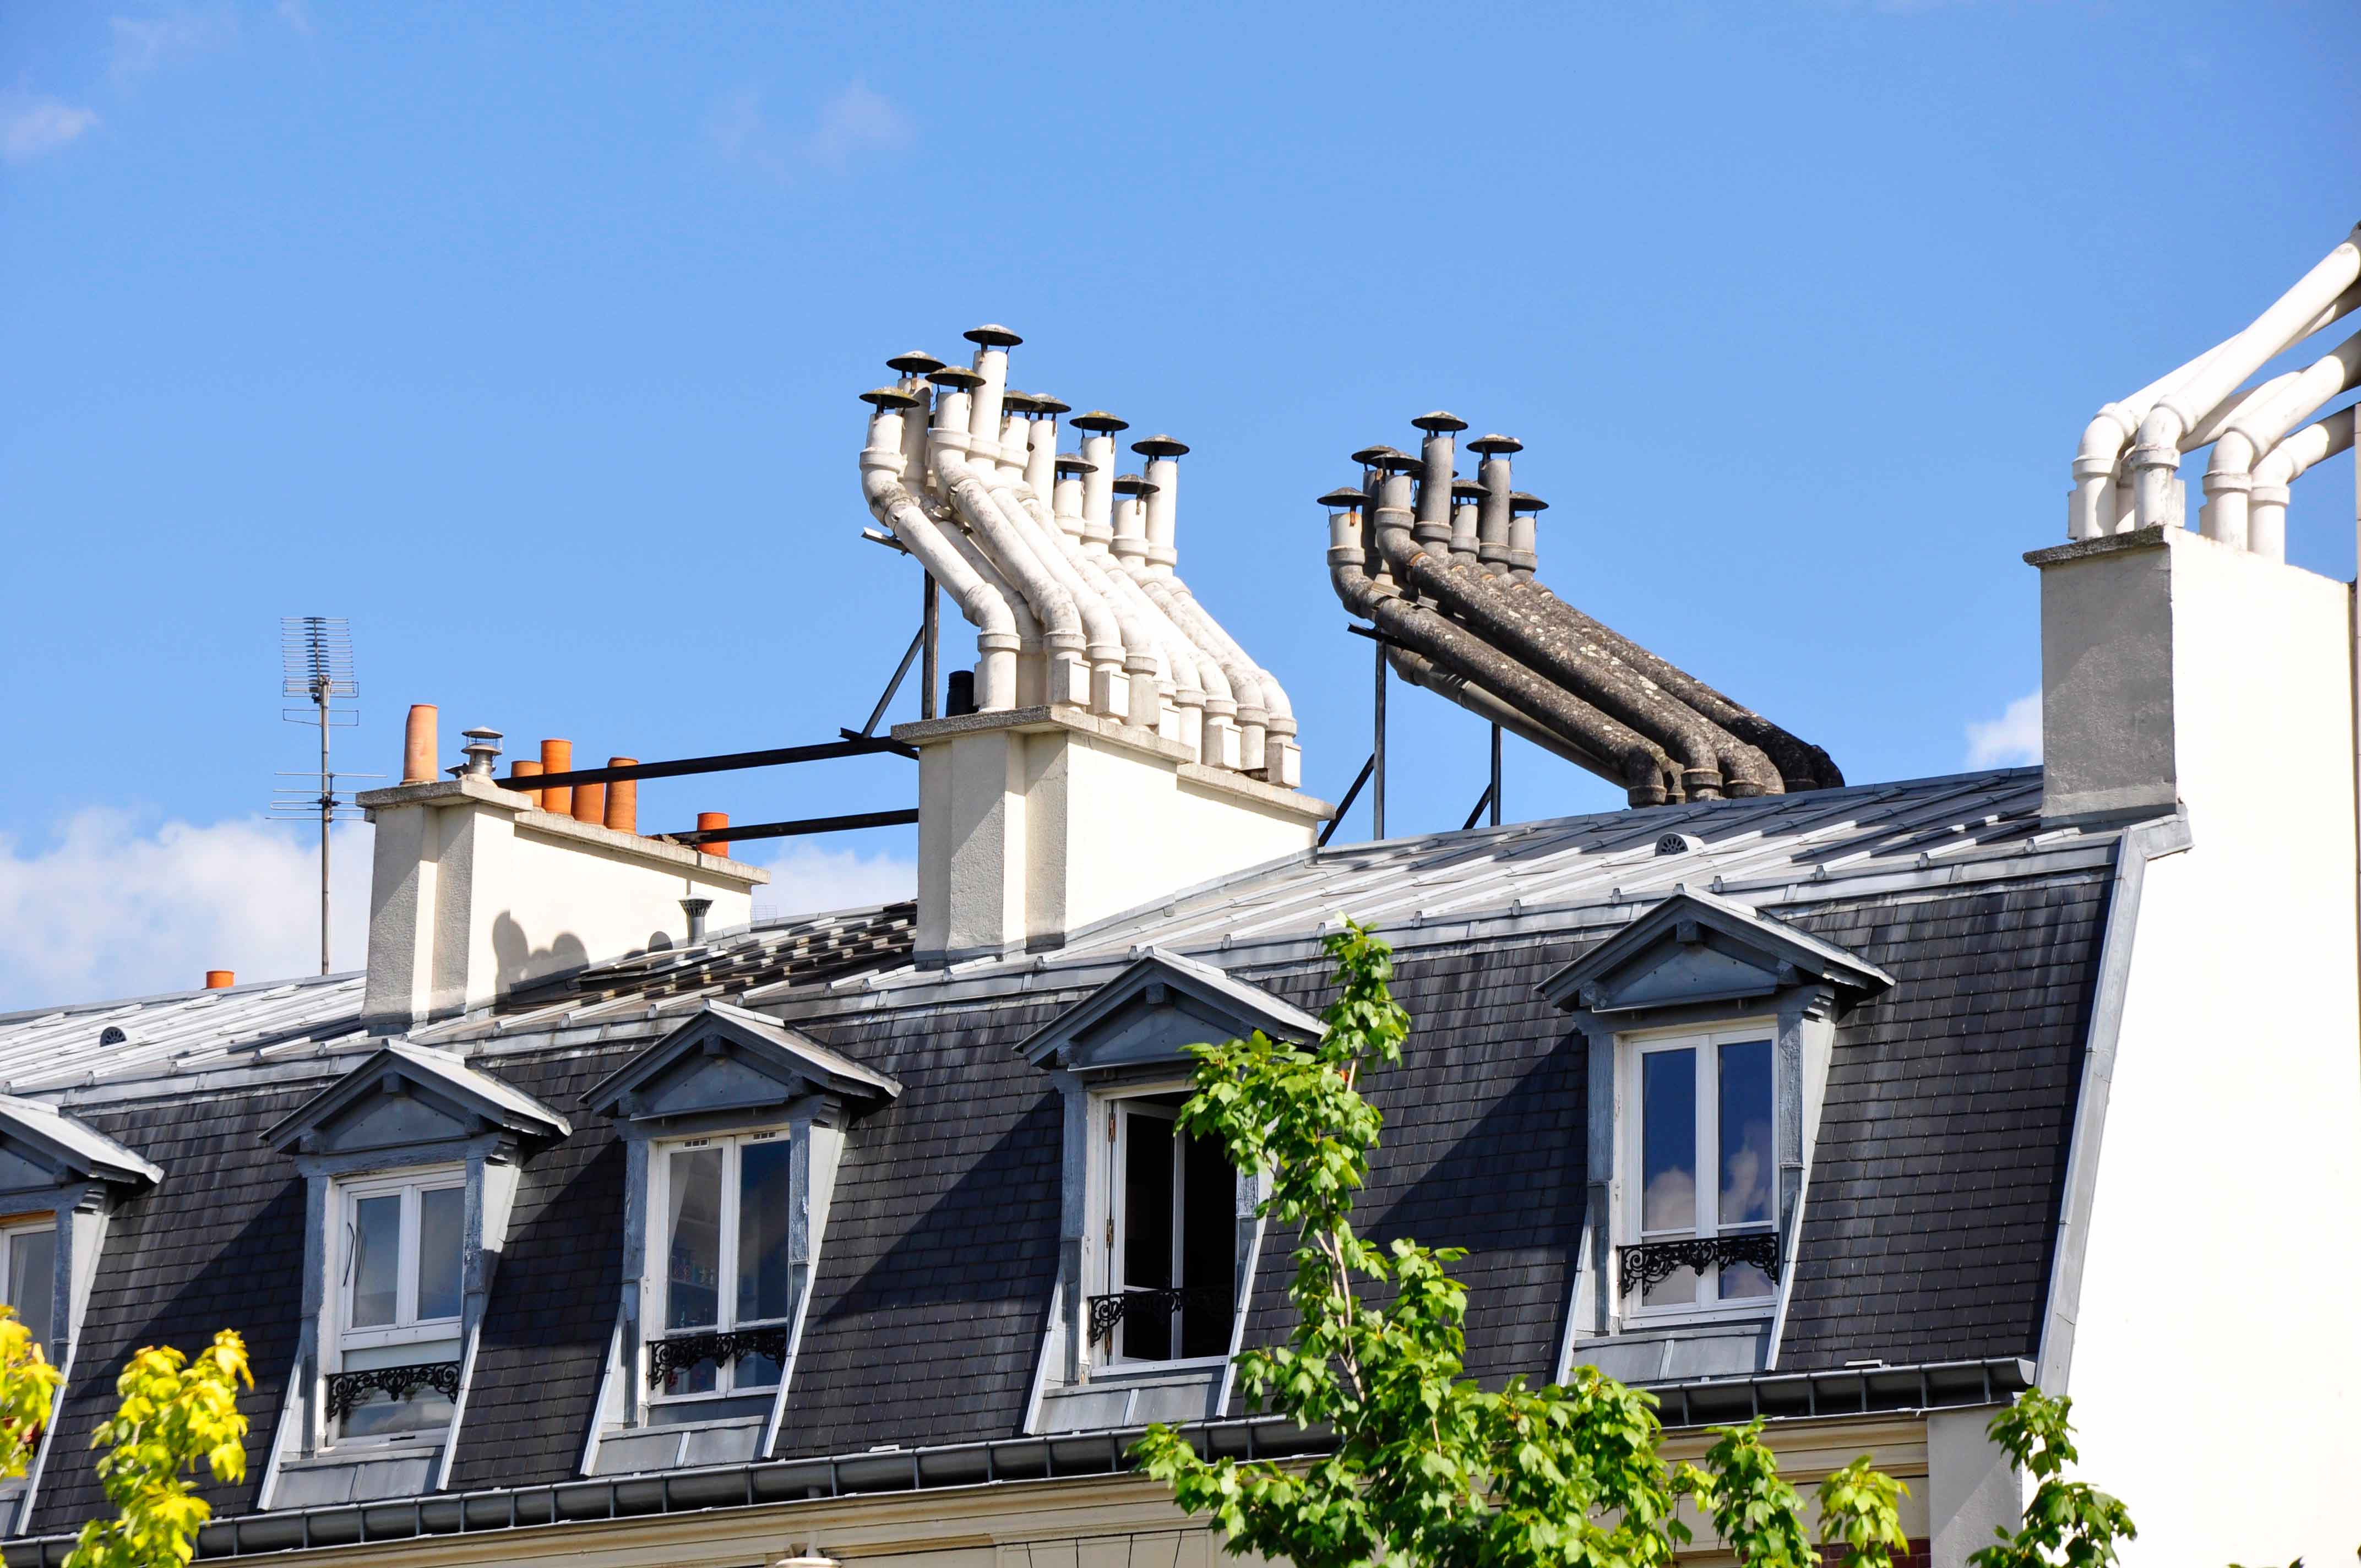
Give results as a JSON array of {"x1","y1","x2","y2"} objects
[
  {"x1": 331, "y1": 1169, "x2": 464, "y2": 1439},
  {"x1": 0, "y1": 1221, "x2": 55, "y2": 1352},
  {"x1": 1626, "y1": 1027, "x2": 1777, "y2": 1312},
  {"x1": 1103, "y1": 1093, "x2": 1234, "y2": 1365},
  {"x1": 651, "y1": 1129, "x2": 791, "y2": 1398}
]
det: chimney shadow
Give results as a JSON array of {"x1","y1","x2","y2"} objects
[{"x1": 492, "y1": 911, "x2": 591, "y2": 995}]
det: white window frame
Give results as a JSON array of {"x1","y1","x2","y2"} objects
[
  {"x1": 1102, "y1": 1087, "x2": 1230, "y2": 1372},
  {"x1": 646, "y1": 1125, "x2": 792, "y2": 1403},
  {"x1": 0, "y1": 1219, "x2": 55, "y2": 1352},
  {"x1": 1620, "y1": 1022, "x2": 1780, "y2": 1321},
  {"x1": 333, "y1": 1168, "x2": 465, "y2": 1357}
]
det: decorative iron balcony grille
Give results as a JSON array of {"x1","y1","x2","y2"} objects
[
  {"x1": 325, "y1": 1360, "x2": 461, "y2": 1420},
  {"x1": 1617, "y1": 1233, "x2": 1782, "y2": 1298},
  {"x1": 646, "y1": 1326, "x2": 790, "y2": 1387},
  {"x1": 1086, "y1": 1286, "x2": 1231, "y2": 1344}
]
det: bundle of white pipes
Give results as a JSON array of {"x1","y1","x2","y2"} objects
[
  {"x1": 856, "y1": 326, "x2": 1301, "y2": 789},
  {"x1": 2070, "y1": 222, "x2": 2361, "y2": 562}
]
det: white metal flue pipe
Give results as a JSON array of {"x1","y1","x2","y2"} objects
[
  {"x1": 2200, "y1": 329, "x2": 2361, "y2": 552},
  {"x1": 860, "y1": 395, "x2": 1020, "y2": 710},
  {"x1": 1051, "y1": 454, "x2": 1173, "y2": 723},
  {"x1": 2072, "y1": 253, "x2": 2361, "y2": 541},
  {"x1": 976, "y1": 401, "x2": 1126, "y2": 716},
  {"x1": 1112, "y1": 481, "x2": 1215, "y2": 756},
  {"x1": 930, "y1": 380, "x2": 1094, "y2": 709},
  {"x1": 2122, "y1": 228, "x2": 2361, "y2": 530},
  {"x1": 2250, "y1": 405, "x2": 2358, "y2": 563}
]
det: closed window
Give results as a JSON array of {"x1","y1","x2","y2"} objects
[
  {"x1": 651, "y1": 1130, "x2": 792, "y2": 1399},
  {"x1": 1103, "y1": 1095, "x2": 1234, "y2": 1364},
  {"x1": 333, "y1": 1171, "x2": 463, "y2": 1439},
  {"x1": 1627, "y1": 1030, "x2": 1776, "y2": 1311},
  {"x1": 0, "y1": 1223, "x2": 54, "y2": 1353}
]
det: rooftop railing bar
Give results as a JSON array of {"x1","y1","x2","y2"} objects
[
  {"x1": 497, "y1": 737, "x2": 916, "y2": 794},
  {"x1": 654, "y1": 809, "x2": 920, "y2": 848}
]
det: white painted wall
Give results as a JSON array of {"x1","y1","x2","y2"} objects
[
  {"x1": 2038, "y1": 528, "x2": 2361, "y2": 1564},
  {"x1": 360, "y1": 777, "x2": 765, "y2": 1030},
  {"x1": 903, "y1": 707, "x2": 1328, "y2": 963},
  {"x1": 1927, "y1": 1406, "x2": 2020, "y2": 1568}
]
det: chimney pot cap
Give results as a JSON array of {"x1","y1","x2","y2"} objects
[
  {"x1": 1317, "y1": 486, "x2": 1369, "y2": 511},
  {"x1": 1030, "y1": 393, "x2": 1071, "y2": 416},
  {"x1": 1111, "y1": 473, "x2": 1161, "y2": 497},
  {"x1": 1070, "y1": 410, "x2": 1130, "y2": 433},
  {"x1": 1131, "y1": 434, "x2": 1190, "y2": 459},
  {"x1": 1451, "y1": 479, "x2": 1489, "y2": 501},
  {"x1": 1466, "y1": 433, "x2": 1524, "y2": 455},
  {"x1": 860, "y1": 385, "x2": 922, "y2": 409},
  {"x1": 963, "y1": 324, "x2": 1024, "y2": 349},
  {"x1": 1509, "y1": 491, "x2": 1550, "y2": 514},
  {"x1": 927, "y1": 366, "x2": 985, "y2": 391},
  {"x1": 885, "y1": 350, "x2": 944, "y2": 375},
  {"x1": 1373, "y1": 450, "x2": 1424, "y2": 473},
  {"x1": 1411, "y1": 411, "x2": 1468, "y2": 433},
  {"x1": 461, "y1": 726, "x2": 503, "y2": 743},
  {"x1": 1000, "y1": 389, "x2": 1044, "y2": 414},
  {"x1": 1054, "y1": 453, "x2": 1097, "y2": 475},
  {"x1": 1350, "y1": 444, "x2": 1404, "y2": 467}
]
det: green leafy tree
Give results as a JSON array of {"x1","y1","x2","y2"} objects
[
  {"x1": 0, "y1": 1309, "x2": 64, "y2": 1480},
  {"x1": 1967, "y1": 1391, "x2": 2135, "y2": 1568},
  {"x1": 1134, "y1": 921, "x2": 1910, "y2": 1568}
]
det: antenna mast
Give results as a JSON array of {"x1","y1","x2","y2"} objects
[{"x1": 271, "y1": 618, "x2": 376, "y2": 975}]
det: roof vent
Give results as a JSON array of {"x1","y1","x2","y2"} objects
[
  {"x1": 99, "y1": 1025, "x2": 128, "y2": 1046},
  {"x1": 1655, "y1": 832, "x2": 1700, "y2": 857}
]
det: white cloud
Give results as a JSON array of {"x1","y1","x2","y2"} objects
[
  {"x1": 1965, "y1": 690, "x2": 2042, "y2": 767},
  {"x1": 0, "y1": 809, "x2": 373, "y2": 1012},
  {"x1": 749, "y1": 841, "x2": 915, "y2": 923},
  {"x1": 110, "y1": 8, "x2": 235, "y2": 82},
  {"x1": 1, "y1": 94, "x2": 100, "y2": 164},
  {"x1": 277, "y1": 0, "x2": 314, "y2": 34},
  {"x1": 707, "y1": 80, "x2": 913, "y2": 184}
]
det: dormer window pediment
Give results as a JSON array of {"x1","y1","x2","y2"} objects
[
  {"x1": 1018, "y1": 948, "x2": 1325, "y2": 1079},
  {"x1": 580, "y1": 1000, "x2": 901, "y2": 1126},
  {"x1": 1536, "y1": 885, "x2": 1893, "y2": 1019},
  {"x1": 264, "y1": 1043, "x2": 573, "y2": 1159},
  {"x1": 0, "y1": 1095, "x2": 161, "y2": 1195}
]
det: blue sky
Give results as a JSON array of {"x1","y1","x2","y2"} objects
[{"x1": 3, "y1": 1, "x2": 2355, "y2": 1004}]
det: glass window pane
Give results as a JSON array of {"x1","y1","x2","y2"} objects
[
  {"x1": 1641, "y1": 1048, "x2": 1697, "y2": 1234},
  {"x1": 1641, "y1": 1261, "x2": 1698, "y2": 1310},
  {"x1": 1120, "y1": 1112, "x2": 1176, "y2": 1360},
  {"x1": 1718, "y1": 1039, "x2": 1776, "y2": 1230},
  {"x1": 661, "y1": 1348, "x2": 719, "y2": 1398},
  {"x1": 732, "y1": 1343, "x2": 782, "y2": 1390},
  {"x1": 736, "y1": 1139, "x2": 793, "y2": 1325},
  {"x1": 350, "y1": 1194, "x2": 401, "y2": 1329},
  {"x1": 416, "y1": 1186, "x2": 464, "y2": 1322},
  {"x1": 7, "y1": 1231, "x2": 53, "y2": 1351},
  {"x1": 339, "y1": 1376, "x2": 454, "y2": 1439},
  {"x1": 1720, "y1": 1260, "x2": 1776, "y2": 1300},
  {"x1": 665, "y1": 1147, "x2": 723, "y2": 1331}
]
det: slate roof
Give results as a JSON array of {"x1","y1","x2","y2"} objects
[{"x1": 4, "y1": 766, "x2": 2136, "y2": 1536}]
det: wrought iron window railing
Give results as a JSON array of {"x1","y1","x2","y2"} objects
[
  {"x1": 1086, "y1": 1286, "x2": 1231, "y2": 1344},
  {"x1": 646, "y1": 1326, "x2": 790, "y2": 1387},
  {"x1": 325, "y1": 1360, "x2": 461, "y2": 1421},
  {"x1": 1617, "y1": 1232, "x2": 1781, "y2": 1298}
]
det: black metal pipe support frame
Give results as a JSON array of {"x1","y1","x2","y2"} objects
[
  {"x1": 499, "y1": 737, "x2": 915, "y2": 794},
  {"x1": 655, "y1": 809, "x2": 920, "y2": 847}
]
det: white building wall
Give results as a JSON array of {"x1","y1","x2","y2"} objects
[{"x1": 2042, "y1": 527, "x2": 2361, "y2": 1564}]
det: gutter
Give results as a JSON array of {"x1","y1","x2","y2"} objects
[{"x1": 2, "y1": 1356, "x2": 2028, "y2": 1565}]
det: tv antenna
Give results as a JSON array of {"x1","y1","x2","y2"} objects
[{"x1": 271, "y1": 617, "x2": 378, "y2": 975}]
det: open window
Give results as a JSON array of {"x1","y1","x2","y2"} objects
[
  {"x1": 329, "y1": 1169, "x2": 464, "y2": 1440},
  {"x1": 1016, "y1": 948, "x2": 1323, "y2": 1433},
  {"x1": 1100, "y1": 1093, "x2": 1235, "y2": 1366}
]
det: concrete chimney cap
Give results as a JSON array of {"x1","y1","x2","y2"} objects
[
  {"x1": 1000, "y1": 389, "x2": 1045, "y2": 414},
  {"x1": 1070, "y1": 410, "x2": 1130, "y2": 433},
  {"x1": 926, "y1": 366, "x2": 986, "y2": 390},
  {"x1": 1373, "y1": 450, "x2": 1424, "y2": 473},
  {"x1": 963, "y1": 324, "x2": 1024, "y2": 349},
  {"x1": 1111, "y1": 473, "x2": 1161, "y2": 497},
  {"x1": 1466, "y1": 433, "x2": 1524, "y2": 455},
  {"x1": 1131, "y1": 434, "x2": 1189, "y2": 459},
  {"x1": 1451, "y1": 479, "x2": 1489, "y2": 500},
  {"x1": 1411, "y1": 411, "x2": 1468, "y2": 433},
  {"x1": 1029, "y1": 393, "x2": 1071, "y2": 416},
  {"x1": 1318, "y1": 486, "x2": 1370, "y2": 511},
  {"x1": 1350, "y1": 444, "x2": 1404, "y2": 467},
  {"x1": 885, "y1": 350, "x2": 945, "y2": 375},
  {"x1": 859, "y1": 385, "x2": 922, "y2": 409},
  {"x1": 1053, "y1": 453, "x2": 1097, "y2": 475},
  {"x1": 1509, "y1": 491, "x2": 1550, "y2": 513}
]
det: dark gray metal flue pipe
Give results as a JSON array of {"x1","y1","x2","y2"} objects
[
  {"x1": 1321, "y1": 486, "x2": 1675, "y2": 807},
  {"x1": 1373, "y1": 420, "x2": 1777, "y2": 799}
]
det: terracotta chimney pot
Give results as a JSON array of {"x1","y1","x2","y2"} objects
[
  {"x1": 574, "y1": 779, "x2": 607, "y2": 827},
  {"x1": 697, "y1": 812, "x2": 730, "y2": 858},
  {"x1": 605, "y1": 760, "x2": 638, "y2": 834},
  {"x1": 540, "y1": 740, "x2": 573, "y2": 815},
  {"x1": 512, "y1": 758, "x2": 544, "y2": 808},
  {"x1": 204, "y1": 971, "x2": 235, "y2": 990},
  {"x1": 402, "y1": 706, "x2": 438, "y2": 785}
]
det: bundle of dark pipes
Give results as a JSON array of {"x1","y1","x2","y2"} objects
[{"x1": 1319, "y1": 413, "x2": 1841, "y2": 808}]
